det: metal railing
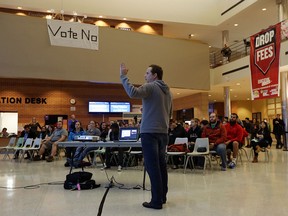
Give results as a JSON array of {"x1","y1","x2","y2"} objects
[
  {"x1": 210, "y1": 20, "x2": 288, "y2": 69},
  {"x1": 209, "y1": 37, "x2": 251, "y2": 68}
]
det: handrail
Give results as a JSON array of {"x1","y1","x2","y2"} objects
[{"x1": 210, "y1": 20, "x2": 288, "y2": 68}]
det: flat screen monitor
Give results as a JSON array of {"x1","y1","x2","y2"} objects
[
  {"x1": 110, "y1": 102, "x2": 131, "y2": 113},
  {"x1": 88, "y1": 101, "x2": 110, "y2": 113}
]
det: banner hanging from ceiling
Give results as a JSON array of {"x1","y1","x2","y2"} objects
[
  {"x1": 47, "y1": 19, "x2": 98, "y2": 50},
  {"x1": 250, "y1": 23, "x2": 281, "y2": 100}
]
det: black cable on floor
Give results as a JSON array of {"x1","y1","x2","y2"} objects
[
  {"x1": 0, "y1": 181, "x2": 64, "y2": 190},
  {"x1": 97, "y1": 178, "x2": 113, "y2": 216}
]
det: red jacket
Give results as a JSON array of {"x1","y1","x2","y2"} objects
[
  {"x1": 201, "y1": 121, "x2": 227, "y2": 145},
  {"x1": 224, "y1": 122, "x2": 243, "y2": 143}
]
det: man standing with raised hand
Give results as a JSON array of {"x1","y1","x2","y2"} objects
[{"x1": 120, "y1": 63, "x2": 172, "y2": 210}]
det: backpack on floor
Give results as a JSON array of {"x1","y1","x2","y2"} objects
[{"x1": 64, "y1": 171, "x2": 100, "y2": 190}]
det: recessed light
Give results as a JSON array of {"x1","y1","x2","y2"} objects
[
  {"x1": 236, "y1": 83, "x2": 240, "y2": 86},
  {"x1": 17, "y1": 6, "x2": 22, "y2": 9},
  {"x1": 234, "y1": 23, "x2": 238, "y2": 27},
  {"x1": 214, "y1": 100, "x2": 217, "y2": 102},
  {"x1": 247, "y1": 98, "x2": 250, "y2": 100},
  {"x1": 208, "y1": 94, "x2": 212, "y2": 97},
  {"x1": 234, "y1": 95, "x2": 238, "y2": 97},
  {"x1": 189, "y1": 34, "x2": 194, "y2": 37},
  {"x1": 99, "y1": 15, "x2": 103, "y2": 18},
  {"x1": 262, "y1": 8, "x2": 267, "y2": 11},
  {"x1": 177, "y1": 93, "x2": 180, "y2": 95},
  {"x1": 146, "y1": 20, "x2": 150, "y2": 22},
  {"x1": 230, "y1": 89, "x2": 233, "y2": 91},
  {"x1": 123, "y1": 18, "x2": 127, "y2": 20},
  {"x1": 209, "y1": 46, "x2": 211, "y2": 48}
]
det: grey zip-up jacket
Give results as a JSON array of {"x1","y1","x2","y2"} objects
[{"x1": 120, "y1": 74, "x2": 172, "y2": 134}]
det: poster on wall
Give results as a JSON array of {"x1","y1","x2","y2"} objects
[
  {"x1": 250, "y1": 23, "x2": 281, "y2": 100},
  {"x1": 47, "y1": 19, "x2": 99, "y2": 50}
]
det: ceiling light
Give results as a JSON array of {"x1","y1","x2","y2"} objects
[
  {"x1": 46, "y1": 15, "x2": 52, "y2": 20},
  {"x1": 247, "y1": 98, "x2": 250, "y2": 100},
  {"x1": 123, "y1": 18, "x2": 127, "y2": 20},
  {"x1": 208, "y1": 94, "x2": 212, "y2": 97},
  {"x1": 189, "y1": 34, "x2": 194, "y2": 37},
  {"x1": 262, "y1": 8, "x2": 267, "y2": 11},
  {"x1": 214, "y1": 100, "x2": 217, "y2": 102},
  {"x1": 146, "y1": 20, "x2": 150, "y2": 22},
  {"x1": 17, "y1": 6, "x2": 22, "y2": 9},
  {"x1": 209, "y1": 46, "x2": 211, "y2": 48},
  {"x1": 99, "y1": 15, "x2": 103, "y2": 18},
  {"x1": 177, "y1": 93, "x2": 180, "y2": 95},
  {"x1": 73, "y1": 11, "x2": 77, "y2": 16},
  {"x1": 234, "y1": 95, "x2": 238, "y2": 97},
  {"x1": 234, "y1": 23, "x2": 238, "y2": 27},
  {"x1": 236, "y1": 83, "x2": 240, "y2": 86}
]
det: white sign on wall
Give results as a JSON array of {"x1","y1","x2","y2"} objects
[
  {"x1": 0, "y1": 112, "x2": 18, "y2": 134},
  {"x1": 47, "y1": 20, "x2": 99, "y2": 50}
]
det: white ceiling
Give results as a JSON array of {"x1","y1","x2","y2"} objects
[{"x1": 0, "y1": 0, "x2": 281, "y2": 102}]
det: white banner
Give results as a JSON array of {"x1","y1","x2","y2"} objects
[{"x1": 47, "y1": 20, "x2": 98, "y2": 50}]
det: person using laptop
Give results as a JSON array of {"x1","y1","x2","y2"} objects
[
  {"x1": 120, "y1": 63, "x2": 172, "y2": 210},
  {"x1": 103, "y1": 122, "x2": 127, "y2": 172}
]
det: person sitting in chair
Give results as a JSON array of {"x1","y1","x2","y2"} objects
[
  {"x1": 34, "y1": 121, "x2": 68, "y2": 162},
  {"x1": 250, "y1": 121, "x2": 272, "y2": 163}
]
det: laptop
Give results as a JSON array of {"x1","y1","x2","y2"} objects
[{"x1": 118, "y1": 127, "x2": 139, "y2": 142}]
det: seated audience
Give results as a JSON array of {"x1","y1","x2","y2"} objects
[
  {"x1": 187, "y1": 118, "x2": 202, "y2": 152},
  {"x1": 168, "y1": 120, "x2": 187, "y2": 145},
  {"x1": 103, "y1": 122, "x2": 127, "y2": 171},
  {"x1": 68, "y1": 120, "x2": 102, "y2": 167},
  {"x1": 64, "y1": 121, "x2": 86, "y2": 167},
  {"x1": 38, "y1": 126, "x2": 48, "y2": 139},
  {"x1": 34, "y1": 121, "x2": 68, "y2": 162},
  {"x1": 250, "y1": 121, "x2": 272, "y2": 163},
  {"x1": 243, "y1": 118, "x2": 253, "y2": 147},
  {"x1": 0, "y1": 128, "x2": 9, "y2": 138},
  {"x1": 201, "y1": 112, "x2": 227, "y2": 171},
  {"x1": 14, "y1": 124, "x2": 37, "y2": 159},
  {"x1": 168, "y1": 120, "x2": 187, "y2": 169},
  {"x1": 224, "y1": 113, "x2": 243, "y2": 169}
]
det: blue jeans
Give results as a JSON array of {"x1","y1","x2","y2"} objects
[
  {"x1": 74, "y1": 146, "x2": 99, "y2": 161},
  {"x1": 212, "y1": 143, "x2": 227, "y2": 168},
  {"x1": 141, "y1": 133, "x2": 168, "y2": 206}
]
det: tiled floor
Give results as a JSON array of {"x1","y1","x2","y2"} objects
[{"x1": 1, "y1": 147, "x2": 288, "y2": 216}]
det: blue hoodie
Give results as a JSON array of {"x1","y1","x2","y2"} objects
[{"x1": 120, "y1": 74, "x2": 172, "y2": 134}]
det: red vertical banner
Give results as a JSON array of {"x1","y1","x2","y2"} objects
[{"x1": 250, "y1": 23, "x2": 281, "y2": 100}]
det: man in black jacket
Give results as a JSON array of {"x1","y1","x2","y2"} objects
[{"x1": 273, "y1": 114, "x2": 285, "y2": 149}]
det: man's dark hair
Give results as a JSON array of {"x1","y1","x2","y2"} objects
[
  {"x1": 149, "y1": 64, "x2": 163, "y2": 80},
  {"x1": 231, "y1": 113, "x2": 238, "y2": 118}
]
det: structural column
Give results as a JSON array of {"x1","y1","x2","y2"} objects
[
  {"x1": 281, "y1": 73, "x2": 288, "y2": 150},
  {"x1": 277, "y1": 0, "x2": 288, "y2": 149},
  {"x1": 224, "y1": 87, "x2": 231, "y2": 118},
  {"x1": 222, "y1": 30, "x2": 229, "y2": 47}
]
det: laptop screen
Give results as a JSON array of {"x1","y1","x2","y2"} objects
[{"x1": 118, "y1": 127, "x2": 139, "y2": 142}]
